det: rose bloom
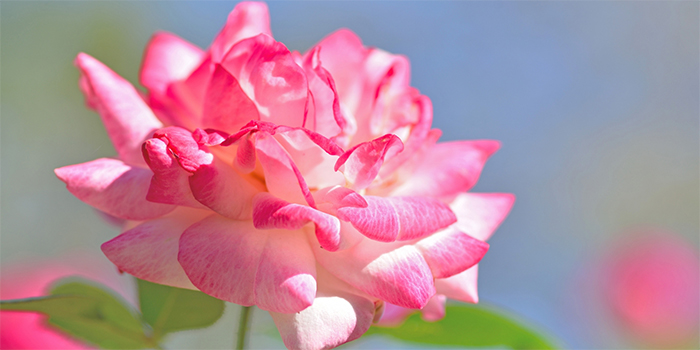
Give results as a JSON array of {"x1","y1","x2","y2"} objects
[
  {"x1": 603, "y1": 232, "x2": 700, "y2": 348},
  {"x1": 0, "y1": 255, "x2": 133, "y2": 349},
  {"x1": 55, "y1": 2, "x2": 514, "y2": 349}
]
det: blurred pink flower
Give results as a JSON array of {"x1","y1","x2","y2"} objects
[
  {"x1": 54, "y1": 2, "x2": 513, "y2": 348},
  {"x1": 0, "y1": 255, "x2": 133, "y2": 349},
  {"x1": 604, "y1": 231, "x2": 699, "y2": 348}
]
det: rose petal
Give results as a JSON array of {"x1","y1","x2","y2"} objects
[
  {"x1": 142, "y1": 137, "x2": 204, "y2": 208},
  {"x1": 391, "y1": 140, "x2": 501, "y2": 198},
  {"x1": 335, "y1": 134, "x2": 404, "y2": 190},
  {"x1": 337, "y1": 196, "x2": 456, "y2": 242},
  {"x1": 178, "y1": 216, "x2": 316, "y2": 313},
  {"x1": 75, "y1": 53, "x2": 163, "y2": 166},
  {"x1": 434, "y1": 265, "x2": 480, "y2": 303},
  {"x1": 201, "y1": 64, "x2": 259, "y2": 132},
  {"x1": 55, "y1": 158, "x2": 174, "y2": 220},
  {"x1": 101, "y1": 208, "x2": 210, "y2": 289},
  {"x1": 415, "y1": 227, "x2": 489, "y2": 279},
  {"x1": 450, "y1": 192, "x2": 515, "y2": 241},
  {"x1": 252, "y1": 193, "x2": 341, "y2": 252},
  {"x1": 210, "y1": 2, "x2": 272, "y2": 63},
  {"x1": 139, "y1": 32, "x2": 205, "y2": 96},
  {"x1": 255, "y1": 132, "x2": 314, "y2": 206}
]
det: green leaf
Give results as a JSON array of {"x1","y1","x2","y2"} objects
[
  {"x1": 365, "y1": 303, "x2": 559, "y2": 349},
  {"x1": 1, "y1": 279, "x2": 153, "y2": 349},
  {"x1": 137, "y1": 278, "x2": 225, "y2": 339}
]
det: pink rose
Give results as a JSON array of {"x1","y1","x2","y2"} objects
[
  {"x1": 0, "y1": 255, "x2": 133, "y2": 349},
  {"x1": 55, "y1": 2, "x2": 514, "y2": 348},
  {"x1": 603, "y1": 232, "x2": 699, "y2": 347}
]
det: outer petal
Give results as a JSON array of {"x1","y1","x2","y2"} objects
[
  {"x1": 101, "y1": 208, "x2": 210, "y2": 289},
  {"x1": 336, "y1": 196, "x2": 456, "y2": 242},
  {"x1": 391, "y1": 140, "x2": 501, "y2": 198},
  {"x1": 450, "y1": 193, "x2": 515, "y2": 241},
  {"x1": 414, "y1": 227, "x2": 489, "y2": 279},
  {"x1": 178, "y1": 216, "x2": 316, "y2": 313},
  {"x1": 55, "y1": 158, "x2": 174, "y2": 220},
  {"x1": 252, "y1": 193, "x2": 341, "y2": 252},
  {"x1": 312, "y1": 237, "x2": 435, "y2": 309},
  {"x1": 335, "y1": 134, "x2": 404, "y2": 190},
  {"x1": 377, "y1": 294, "x2": 446, "y2": 327},
  {"x1": 75, "y1": 53, "x2": 163, "y2": 166},
  {"x1": 139, "y1": 32, "x2": 205, "y2": 95},
  {"x1": 210, "y1": 2, "x2": 272, "y2": 63},
  {"x1": 269, "y1": 268, "x2": 376, "y2": 350},
  {"x1": 434, "y1": 265, "x2": 480, "y2": 303}
]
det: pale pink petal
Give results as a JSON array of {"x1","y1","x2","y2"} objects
[
  {"x1": 221, "y1": 34, "x2": 307, "y2": 128},
  {"x1": 178, "y1": 216, "x2": 316, "y2": 313},
  {"x1": 336, "y1": 196, "x2": 456, "y2": 242},
  {"x1": 101, "y1": 208, "x2": 211, "y2": 289},
  {"x1": 415, "y1": 228, "x2": 489, "y2": 279},
  {"x1": 201, "y1": 64, "x2": 259, "y2": 132},
  {"x1": 273, "y1": 128, "x2": 345, "y2": 190},
  {"x1": 450, "y1": 192, "x2": 515, "y2": 241},
  {"x1": 335, "y1": 134, "x2": 404, "y2": 190},
  {"x1": 270, "y1": 268, "x2": 377, "y2": 350},
  {"x1": 391, "y1": 140, "x2": 501, "y2": 198},
  {"x1": 312, "y1": 237, "x2": 435, "y2": 309},
  {"x1": 188, "y1": 157, "x2": 260, "y2": 220},
  {"x1": 301, "y1": 47, "x2": 346, "y2": 139},
  {"x1": 55, "y1": 158, "x2": 174, "y2": 220},
  {"x1": 252, "y1": 193, "x2": 341, "y2": 252},
  {"x1": 376, "y1": 302, "x2": 413, "y2": 327},
  {"x1": 210, "y1": 2, "x2": 272, "y2": 63},
  {"x1": 313, "y1": 186, "x2": 367, "y2": 215},
  {"x1": 139, "y1": 32, "x2": 205, "y2": 95},
  {"x1": 435, "y1": 265, "x2": 480, "y2": 303},
  {"x1": 255, "y1": 132, "x2": 314, "y2": 206},
  {"x1": 142, "y1": 137, "x2": 204, "y2": 208},
  {"x1": 75, "y1": 53, "x2": 163, "y2": 166},
  {"x1": 421, "y1": 294, "x2": 447, "y2": 322}
]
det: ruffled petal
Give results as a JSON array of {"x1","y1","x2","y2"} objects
[
  {"x1": 142, "y1": 137, "x2": 204, "y2": 208},
  {"x1": 139, "y1": 32, "x2": 205, "y2": 96},
  {"x1": 221, "y1": 34, "x2": 307, "y2": 128},
  {"x1": 391, "y1": 140, "x2": 501, "y2": 198},
  {"x1": 101, "y1": 208, "x2": 210, "y2": 289},
  {"x1": 450, "y1": 192, "x2": 515, "y2": 241},
  {"x1": 188, "y1": 158, "x2": 260, "y2": 220},
  {"x1": 301, "y1": 47, "x2": 347, "y2": 139},
  {"x1": 201, "y1": 64, "x2": 259, "y2": 132},
  {"x1": 255, "y1": 132, "x2": 314, "y2": 206},
  {"x1": 210, "y1": 2, "x2": 272, "y2": 63},
  {"x1": 75, "y1": 53, "x2": 163, "y2": 166},
  {"x1": 269, "y1": 268, "x2": 376, "y2": 350},
  {"x1": 55, "y1": 158, "x2": 174, "y2": 220},
  {"x1": 178, "y1": 216, "x2": 316, "y2": 313},
  {"x1": 335, "y1": 134, "x2": 404, "y2": 190},
  {"x1": 252, "y1": 193, "x2": 341, "y2": 252},
  {"x1": 312, "y1": 237, "x2": 435, "y2": 309},
  {"x1": 336, "y1": 196, "x2": 456, "y2": 242},
  {"x1": 414, "y1": 227, "x2": 489, "y2": 279},
  {"x1": 434, "y1": 265, "x2": 480, "y2": 303}
]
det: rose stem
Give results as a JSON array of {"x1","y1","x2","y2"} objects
[{"x1": 236, "y1": 305, "x2": 253, "y2": 350}]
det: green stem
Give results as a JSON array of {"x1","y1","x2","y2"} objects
[{"x1": 236, "y1": 306, "x2": 253, "y2": 350}]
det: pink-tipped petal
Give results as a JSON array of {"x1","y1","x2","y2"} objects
[
  {"x1": 312, "y1": 237, "x2": 435, "y2": 309},
  {"x1": 270, "y1": 268, "x2": 376, "y2": 350},
  {"x1": 140, "y1": 32, "x2": 205, "y2": 95},
  {"x1": 415, "y1": 228, "x2": 489, "y2": 279},
  {"x1": 337, "y1": 196, "x2": 456, "y2": 242},
  {"x1": 450, "y1": 192, "x2": 515, "y2": 241},
  {"x1": 221, "y1": 34, "x2": 308, "y2": 128},
  {"x1": 101, "y1": 208, "x2": 210, "y2": 289},
  {"x1": 391, "y1": 140, "x2": 501, "y2": 198},
  {"x1": 253, "y1": 193, "x2": 341, "y2": 252},
  {"x1": 335, "y1": 134, "x2": 404, "y2": 190},
  {"x1": 210, "y1": 2, "x2": 272, "y2": 63},
  {"x1": 178, "y1": 216, "x2": 316, "y2": 313},
  {"x1": 434, "y1": 265, "x2": 480, "y2": 303},
  {"x1": 75, "y1": 53, "x2": 163, "y2": 166},
  {"x1": 201, "y1": 65, "x2": 259, "y2": 132},
  {"x1": 142, "y1": 138, "x2": 204, "y2": 208},
  {"x1": 55, "y1": 158, "x2": 174, "y2": 220},
  {"x1": 188, "y1": 157, "x2": 260, "y2": 220}
]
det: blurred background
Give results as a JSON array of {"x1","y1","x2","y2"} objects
[{"x1": 2, "y1": 1, "x2": 698, "y2": 349}]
